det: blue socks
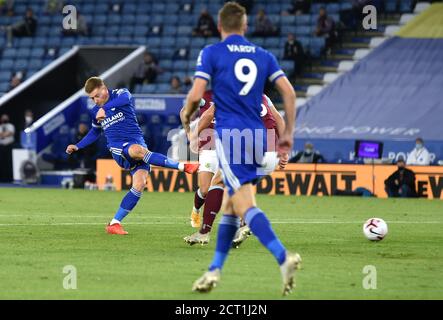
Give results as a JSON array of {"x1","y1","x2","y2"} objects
[
  {"x1": 209, "y1": 215, "x2": 240, "y2": 271},
  {"x1": 113, "y1": 187, "x2": 142, "y2": 222},
  {"x1": 143, "y1": 151, "x2": 180, "y2": 170},
  {"x1": 245, "y1": 207, "x2": 287, "y2": 265}
]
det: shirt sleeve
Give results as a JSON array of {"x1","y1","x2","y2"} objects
[
  {"x1": 194, "y1": 46, "x2": 213, "y2": 82},
  {"x1": 267, "y1": 51, "x2": 285, "y2": 84},
  {"x1": 103, "y1": 88, "x2": 132, "y2": 111}
]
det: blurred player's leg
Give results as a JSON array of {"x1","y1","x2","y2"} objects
[
  {"x1": 190, "y1": 171, "x2": 212, "y2": 227},
  {"x1": 193, "y1": 198, "x2": 239, "y2": 292},
  {"x1": 231, "y1": 219, "x2": 252, "y2": 249},
  {"x1": 232, "y1": 184, "x2": 301, "y2": 295},
  {"x1": 128, "y1": 144, "x2": 198, "y2": 173},
  {"x1": 106, "y1": 168, "x2": 149, "y2": 235},
  {"x1": 185, "y1": 185, "x2": 224, "y2": 245}
]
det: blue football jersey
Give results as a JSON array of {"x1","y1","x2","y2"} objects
[
  {"x1": 91, "y1": 88, "x2": 145, "y2": 149},
  {"x1": 194, "y1": 34, "x2": 285, "y2": 131}
]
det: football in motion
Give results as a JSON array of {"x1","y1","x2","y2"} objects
[{"x1": 363, "y1": 218, "x2": 388, "y2": 241}]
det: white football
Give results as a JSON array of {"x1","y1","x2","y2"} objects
[{"x1": 363, "y1": 218, "x2": 388, "y2": 241}]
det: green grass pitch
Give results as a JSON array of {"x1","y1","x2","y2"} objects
[{"x1": 0, "y1": 188, "x2": 442, "y2": 299}]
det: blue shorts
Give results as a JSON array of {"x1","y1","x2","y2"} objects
[
  {"x1": 109, "y1": 142, "x2": 151, "y2": 176},
  {"x1": 215, "y1": 133, "x2": 267, "y2": 196}
]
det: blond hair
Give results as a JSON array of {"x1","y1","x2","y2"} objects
[
  {"x1": 218, "y1": 2, "x2": 246, "y2": 33},
  {"x1": 84, "y1": 77, "x2": 104, "y2": 94}
]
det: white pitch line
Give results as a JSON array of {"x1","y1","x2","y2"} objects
[{"x1": 0, "y1": 220, "x2": 441, "y2": 227}]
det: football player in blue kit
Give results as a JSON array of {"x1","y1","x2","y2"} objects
[
  {"x1": 66, "y1": 77, "x2": 199, "y2": 235},
  {"x1": 182, "y1": 2, "x2": 301, "y2": 295}
]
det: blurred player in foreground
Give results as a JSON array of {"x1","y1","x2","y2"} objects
[
  {"x1": 182, "y1": 2, "x2": 300, "y2": 295},
  {"x1": 66, "y1": 77, "x2": 198, "y2": 235}
]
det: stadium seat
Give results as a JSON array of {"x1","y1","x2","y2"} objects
[
  {"x1": 191, "y1": 37, "x2": 206, "y2": 48},
  {"x1": 157, "y1": 83, "x2": 171, "y2": 93},
  {"x1": 30, "y1": 48, "x2": 45, "y2": 59},
  {"x1": 0, "y1": 71, "x2": 11, "y2": 82},
  {"x1": 18, "y1": 37, "x2": 33, "y2": 47},
  {"x1": 14, "y1": 59, "x2": 29, "y2": 71},
  {"x1": 28, "y1": 59, "x2": 43, "y2": 70},
  {"x1": 2, "y1": 48, "x2": 17, "y2": 59},
  {"x1": 0, "y1": 82, "x2": 10, "y2": 93},
  {"x1": 281, "y1": 15, "x2": 296, "y2": 26}
]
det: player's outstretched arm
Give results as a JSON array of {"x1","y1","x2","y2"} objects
[
  {"x1": 274, "y1": 76, "x2": 296, "y2": 152},
  {"x1": 182, "y1": 78, "x2": 207, "y2": 132},
  {"x1": 68, "y1": 126, "x2": 102, "y2": 153}
]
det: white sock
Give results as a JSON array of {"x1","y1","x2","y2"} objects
[
  {"x1": 110, "y1": 218, "x2": 121, "y2": 225},
  {"x1": 178, "y1": 163, "x2": 184, "y2": 171},
  {"x1": 193, "y1": 206, "x2": 200, "y2": 213}
]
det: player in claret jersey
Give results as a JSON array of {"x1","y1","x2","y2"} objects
[
  {"x1": 181, "y1": 91, "x2": 288, "y2": 247},
  {"x1": 66, "y1": 77, "x2": 198, "y2": 235}
]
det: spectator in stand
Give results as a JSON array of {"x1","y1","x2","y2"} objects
[
  {"x1": 0, "y1": 0, "x2": 14, "y2": 16},
  {"x1": 252, "y1": 8, "x2": 278, "y2": 37},
  {"x1": 169, "y1": 76, "x2": 184, "y2": 94},
  {"x1": 62, "y1": 11, "x2": 89, "y2": 36},
  {"x1": 282, "y1": 0, "x2": 311, "y2": 16},
  {"x1": 385, "y1": 158, "x2": 417, "y2": 198},
  {"x1": 9, "y1": 72, "x2": 23, "y2": 91},
  {"x1": 315, "y1": 7, "x2": 337, "y2": 54},
  {"x1": 45, "y1": 0, "x2": 63, "y2": 15},
  {"x1": 5, "y1": 8, "x2": 37, "y2": 47},
  {"x1": 21, "y1": 109, "x2": 34, "y2": 131},
  {"x1": 192, "y1": 8, "x2": 218, "y2": 37},
  {"x1": 406, "y1": 137, "x2": 432, "y2": 166},
  {"x1": 0, "y1": 114, "x2": 15, "y2": 182},
  {"x1": 284, "y1": 33, "x2": 305, "y2": 78},
  {"x1": 130, "y1": 52, "x2": 161, "y2": 91},
  {"x1": 289, "y1": 142, "x2": 326, "y2": 163}
]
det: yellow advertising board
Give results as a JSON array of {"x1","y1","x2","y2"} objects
[{"x1": 97, "y1": 160, "x2": 443, "y2": 199}]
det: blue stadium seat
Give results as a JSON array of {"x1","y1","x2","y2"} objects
[
  {"x1": 121, "y1": 14, "x2": 136, "y2": 25},
  {"x1": 0, "y1": 16, "x2": 11, "y2": 26},
  {"x1": 310, "y1": 37, "x2": 325, "y2": 57},
  {"x1": 135, "y1": 14, "x2": 150, "y2": 25},
  {"x1": 28, "y1": 59, "x2": 43, "y2": 70},
  {"x1": 281, "y1": 15, "x2": 296, "y2": 25},
  {"x1": 295, "y1": 15, "x2": 311, "y2": 26},
  {"x1": 264, "y1": 37, "x2": 280, "y2": 48},
  {"x1": 119, "y1": 26, "x2": 134, "y2": 37},
  {"x1": 134, "y1": 26, "x2": 148, "y2": 37},
  {"x1": 281, "y1": 25, "x2": 296, "y2": 35},
  {"x1": 400, "y1": 0, "x2": 412, "y2": 13},
  {"x1": 0, "y1": 82, "x2": 10, "y2": 93},
  {"x1": 18, "y1": 37, "x2": 33, "y2": 47},
  {"x1": 157, "y1": 72, "x2": 172, "y2": 83},
  {"x1": 147, "y1": 37, "x2": 161, "y2": 48},
  {"x1": 141, "y1": 84, "x2": 157, "y2": 94},
  {"x1": 165, "y1": 3, "x2": 180, "y2": 14},
  {"x1": 94, "y1": 15, "x2": 108, "y2": 25},
  {"x1": 36, "y1": 26, "x2": 50, "y2": 36},
  {"x1": 152, "y1": 3, "x2": 166, "y2": 14},
  {"x1": 177, "y1": 26, "x2": 193, "y2": 36},
  {"x1": 2, "y1": 48, "x2": 17, "y2": 59},
  {"x1": 173, "y1": 60, "x2": 187, "y2": 71},
  {"x1": 95, "y1": 4, "x2": 108, "y2": 13},
  {"x1": 134, "y1": 84, "x2": 143, "y2": 94},
  {"x1": 123, "y1": 3, "x2": 137, "y2": 14},
  {"x1": 0, "y1": 71, "x2": 11, "y2": 82},
  {"x1": 118, "y1": 36, "x2": 133, "y2": 45},
  {"x1": 30, "y1": 48, "x2": 45, "y2": 58},
  {"x1": 190, "y1": 37, "x2": 205, "y2": 48},
  {"x1": 251, "y1": 37, "x2": 265, "y2": 47},
  {"x1": 295, "y1": 26, "x2": 312, "y2": 37},
  {"x1": 160, "y1": 60, "x2": 173, "y2": 70},
  {"x1": 176, "y1": 37, "x2": 191, "y2": 48},
  {"x1": 177, "y1": 14, "x2": 194, "y2": 25},
  {"x1": 133, "y1": 37, "x2": 147, "y2": 45},
  {"x1": 33, "y1": 37, "x2": 47, "y2": 47},
  {"x1": 163, "y1": 26, "x2": 177, "y2": 36},
  {"x1": 190, "y1": 48, "x2": 201, "y2": 59},
  {"x1": 136, "y1": 3, "x2": 151, "y2": 14},
  {"x1": 16, "y1": 48, "x2": 31, "y2": 58},
  {"x1": 160, "y1": 48, "x2": 175, "y2": 59},
  {"x1": 326, "y1": 4, "x2": 340, "y2": 13},
  {"x1": 157, "y1": 83, "x2": 170, "y2": 93},
  {"x1": 14, "y1": 59, "x2": 29, "y2": 71},
  {"x1": 61, "y1": 37, "x2": 76, "y2": 47},
  {"x1": 150, "y1": 15, "x2": 164, "y2": 26},
  {"x1": 108, "y1": 15, "x2": 122, "y2": 25},
  {"x1": 205, "y1": 37, "x2": 219, "y2": 45},
  {"x1": 385, "y1": 0, "x2": 398, "y2": 13},
  {"x1": 161, "y1": 37, "x2": 176, "y2": 48},
  {"x1": 82, "y1": 4, "x2": 95, "y2": 14},
  {"x1": 47, "y1": 37, "x2": 62, "y2": 48},
  {"x1": 268, "y1": 14, "x2": 281, "y2": 25},
  {"x1": 297, "y1": 36, "x2": 310, "y2": 50},
  {"x1": 280, "y1": 60, "x2": 294, "y2": 74}
]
